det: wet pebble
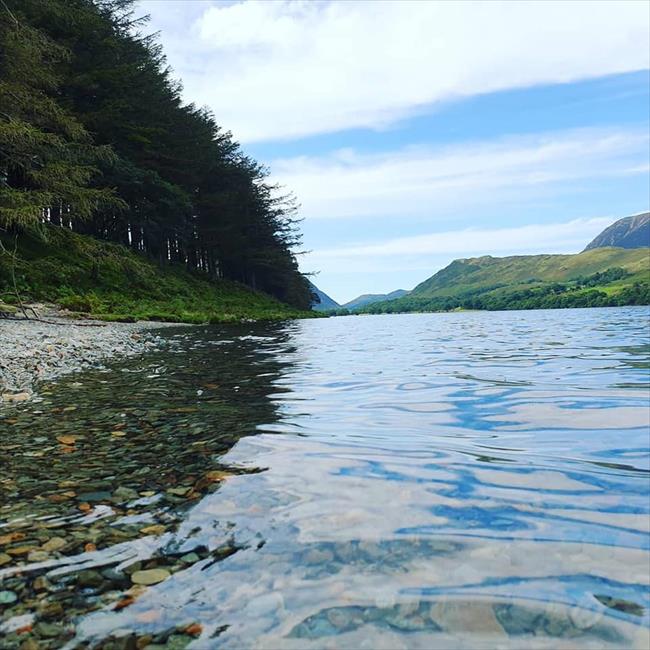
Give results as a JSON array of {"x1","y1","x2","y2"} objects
[
  {"x1": 131, "y1": 568, "x2": 170, "y2": 586},
  {"x1": 0, "y1": 590, "x2": 18, "y2": 604}
]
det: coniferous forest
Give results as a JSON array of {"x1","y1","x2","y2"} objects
[{"x1": 0, "y1": 0, "x2": 313, "y2": 310}]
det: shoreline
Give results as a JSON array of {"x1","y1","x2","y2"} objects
[{"x1": 0, "y1": 305, "x2": 179, "y2": 403}]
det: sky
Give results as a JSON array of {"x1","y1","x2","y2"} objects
[{"x1": 141, "y1": 0, "x2": 650, "y2": 304}]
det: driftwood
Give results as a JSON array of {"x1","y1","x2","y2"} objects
[{"x1": 0, "y1": 232, "x2": 107, "y2": 327}]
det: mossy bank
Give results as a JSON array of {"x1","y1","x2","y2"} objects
[{"x1": 0, "y1": 227, "x2": 317, "y2": 323}]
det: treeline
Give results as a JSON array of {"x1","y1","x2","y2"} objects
[
  {"x1": 359, "y1": 268, "x2": 649, "y2": 314},
  {"x1": 0, "y1": 0, "x2": 312, "y2": 308}
]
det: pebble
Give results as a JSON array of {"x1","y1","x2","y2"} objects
[
  {"x1": 0, "y1": 552, "x2": 11, "y2": 566},
  {"x1": 1, "y1": 391, "x2": 31, "y2": 402},
  {"x1": 35, "y1": 622, "x2": 64, "y2": 638},
  {"x1": 140, "y1": 524, "x2": 166, "y2": 536},
  {"x1": 27, "y1": 550, "x2": 50, "y2": 562},
  {"x1": 41, "y1": 537, "x2": 67, "y2": 552},
  {"x1": 131, "y1": 568, "x2": 171, "y2": 585},
  {"x1": 113, "y1": 486, "x2": 139, "y2": 501},
  {"x1": 0, "y1": 590, "x2": 18, "y2": 604},
  {"x1": 77, "y1": 569, "x2": 104, "y2": 588},
  {"x1": 166, "y1": 487, "x2": 191, "y2": 497}
]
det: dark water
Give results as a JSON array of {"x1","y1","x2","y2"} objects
[{"x1": 1, "y1": 308, "x2": 649, "y2": 649}]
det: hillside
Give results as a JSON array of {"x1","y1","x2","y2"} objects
[
  {"x1": 584, "y1": 212, "x2": 650, "y2": 250},
  {"x1": 310, "y1": 282, "x2": 341, "y2": 311},
  {"x1": 362, "y1": 247, "x2": 649, "y2": 314},
  {"x1": 344, "y1": 289, "x2": 409, "y2": 311},
  {"x1": 0, "y1": 227, "x2": 314, "y2": 323}
]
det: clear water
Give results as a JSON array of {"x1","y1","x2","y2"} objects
[{"x1": 1, "y1": 308, "x2": 649, "y2": 649}]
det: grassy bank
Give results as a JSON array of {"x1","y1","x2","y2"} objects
[{"x1": 0, "y1": 227, "x2": 317, "y2": 323}]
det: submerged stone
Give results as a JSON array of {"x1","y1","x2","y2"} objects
[
  {"x1": 0, "y1": 590, "x2": 18, "y2": 604},
  {"x1": 131, "y1": 568, "x2": 170, "y2": 585}
]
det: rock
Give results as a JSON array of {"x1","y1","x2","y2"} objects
[
  {"x1": 35, "y1": 622, "x2": 64, "y2": 638},
  {"x1": 205, "y1": 470, "x2": 234, "y2": 482},
  {"x1": 33, "y1": 576, "x2": 51, "y2": 591},
  {"x1": 41, "y1": 537, "x2": 67, "y2": 552},
  {"x1": 166, "y1": 486, "x2": 191, "y2": 497},
  {"x1": 0, "y1": 552, "x2": 11, "y2": 566},
  {"x1": 139, "y1": 524, "x2": 166, "y2": 536},
  {"x1": 131, "y1": 568, "x2": 170, "y2": 585},
  {"x1": 2, "y1": 392, "x2": 31, "y2": 402},
  {"x1": 327, "y1": 608, "x2": 353, "y2": 630},
  {"x1": 113, "y1": 486, "x2": 139, "y2": 501},
  {"x1": 0, "y1": 532, "x2": 25, "y2": 545},
  {"x1": 27, "y1": 550, "x2": 50, "y2": 562},
  {"x1": 77, "y1": 569, "x2": 104, "y2": 588},
  {"x1": 7, "y1": 545, "x2": 36, "y2": 556},
  {"x1": 179, "y1": 552, "x2": 199, "y2": 564},
  {"x1": 102, "y1": 568, "x2": 130, "y2": 587},
  {"x1": 0, "y1": 590, "x2": 18, "y2": 604},
  {"x1": 39, "y1": 601, "x2": 64, "y2": 619},
  {"x1": 429, "y1": 601, "x2": 505, "y2": 635},
  {"x1": 160, "y1": 634, "x2": 192, "y2": 650}
]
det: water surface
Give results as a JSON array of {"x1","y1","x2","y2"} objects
[{"x1": 1, "y1": 308, "x2": 649, "y2": 649}]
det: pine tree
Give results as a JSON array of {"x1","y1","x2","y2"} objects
[{"x1": 0, "y1": 2, "x2": 117, "y2": 231}]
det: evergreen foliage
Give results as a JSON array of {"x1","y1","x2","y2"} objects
[{"x1": 0, "y1": 0, "x2": 312, "y2": 309}]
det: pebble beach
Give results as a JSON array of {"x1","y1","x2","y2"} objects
[{"x1": 0, "y1": 307, "x2": 172, "y2": 401}]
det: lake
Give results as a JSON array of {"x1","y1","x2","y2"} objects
[{"x1": 1, "y1": 307, "x2": 649, "y2": 649}]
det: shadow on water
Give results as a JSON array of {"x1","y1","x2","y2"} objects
[
  {"x1": 1, "y1": 307, "x2": 649, "y2": 649},
  {"x1": 0, "y1": 322, "x2": 298, "y2": 648}
]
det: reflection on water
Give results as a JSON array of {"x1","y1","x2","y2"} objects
[{"x1": 1, "y1": 307, "x2": 649, "y2": 649}]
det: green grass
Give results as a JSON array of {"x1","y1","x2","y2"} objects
[{"x1": 0, "y1": 226, "x2": 317, "y2": 323}]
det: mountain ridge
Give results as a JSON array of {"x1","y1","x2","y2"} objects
[
  {"x1": 359, "y1": 213, "x2": 650, "y2": 314},
  {"x1": 584, "y1": 212, "x2": 649, "y2": 251}
]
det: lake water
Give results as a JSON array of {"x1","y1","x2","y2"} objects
[{"x1": 1, "y1": 308, "x2": 649, "y2": 649}]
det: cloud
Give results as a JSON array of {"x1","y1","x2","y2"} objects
[
  {"x1": 304, "y1": 214, "x2": 624, "y2": 301},
  {"x1": 270, "y1": 127, "x2": 649, "y2": 220},
  {"x1": 310, "y1": 217, "x2": 612, "y2": 262},
  {"x1": 147, "y1": 0, "x2": 649, "y2": 142}
]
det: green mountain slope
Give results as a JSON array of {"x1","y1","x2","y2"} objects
[
  {"x1": 0, "y1": 227, "x2": 315, "y2": 323},
  {"x1": 362, "y1": 247, "x2": 650, "y2": 314},
  {"x1": 344, "y1": 289, "x2": 409, "y2": 311}
]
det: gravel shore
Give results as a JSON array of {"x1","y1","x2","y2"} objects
[{"x1": 0, "y1": 306, "x2": 175, "y2": 402}]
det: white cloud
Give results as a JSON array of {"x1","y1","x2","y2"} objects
[
  {"x1": 270, "y1": 127, "x2": 649, "y2": 220},
  {"x1": 147, "y1": 0, "x2": 650, "y2": 142},
  {"x1": 308, "y1": 217, "x2": 612, "y2": 264},
  {"x1": 303, "y1": 217, "x2": 618, "y2": 294}
]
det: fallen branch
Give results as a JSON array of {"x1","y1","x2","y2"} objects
[{"x1": 0, "y1": 231, "x2": 107, "y2": 327}]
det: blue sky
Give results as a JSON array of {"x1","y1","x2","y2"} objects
[{"x1": 142, "y1": 1, "x2": 650, "y2": 304}]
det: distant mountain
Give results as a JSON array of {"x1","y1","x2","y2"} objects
[
  {"x1": 361, "y1": 247, "x2": 649, "y2": 313},
  {"x1": 343, "y1": 289, "x2": 409, "y2": 311},
  {"x1": 309, "y1": 281, "x2": 340, "y2": 311},
  {"x1": 584, "y1": 212, "x2": 650, "y2": 251}
]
